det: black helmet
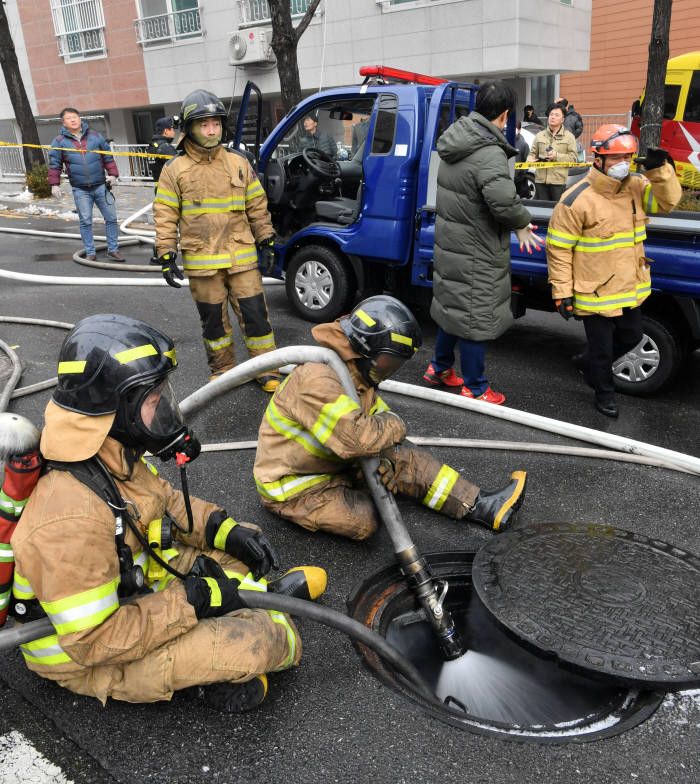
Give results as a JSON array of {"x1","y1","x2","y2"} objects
[
  {"x1": 54, "y1": 314, "x2": 198, "y2": 461},
  {"x1": 55, "y1": 314, "x2": 177, "y2": 416},
  {"x1": 340, "y1": 296, "x2": 422, "y2": 360},
  {"x1": 179, "y1": 89, "x2": 227, "y2": 135}
]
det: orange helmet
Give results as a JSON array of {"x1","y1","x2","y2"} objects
[{"x1": 590, "y1": 124, "x2": 638, "y2": 155}]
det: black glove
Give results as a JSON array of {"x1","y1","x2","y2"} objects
[
  {"x1": 257, "y1": 238, "x2": 276, "y2": 276},
  {"x1": 555, "y1": 297, "x2": 574, "y2": 320},
  {"x1": 185, "y1": 556, "x2": 243, "y2": 619},
  {"x1": 205, "y1": 511, "x2": 279, "y2": 580},
  {"x1": 160, "y1": 251, "x2": 184, "y2": 288},
  {"x1": 637, "y1": 147, "x2": 672, "y2": 171},
  {"x1": 376, "y1": 456, "x2": 398, "y2": 495}
]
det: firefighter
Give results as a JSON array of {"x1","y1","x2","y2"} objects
[
  {"x1": 10, "y1": 314, "x2": 326, "y2": 712},
  {"x1": 253, "y1": 296, "x2": 527, "y2": 540},
  {"x1": 546, "y1": 125, "x2": 682, "y2": 417},
  {"x1": 153, "y1": 89, "x2": 281, "y2": 391}
]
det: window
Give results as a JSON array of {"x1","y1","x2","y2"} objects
[
  {"x1": 50, "y1": 0, "x2": 106, "y2": 61},
  {"x1": 237, "y1": 0, "x2": 313, "y2": 26},
  {"x1": 135, "y1": 0, "x2": 202, "y2": 47},
  {"x1": 371, "y1": 94, "x2": 398, "y2": 155},
  {"x1": 663, "y1": 84, "x2": 682, "y2": 120},
  {"x1": 683, "y1": 71, "x2": 700, "y2": 123}
]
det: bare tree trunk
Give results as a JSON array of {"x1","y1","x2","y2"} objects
[
  {"x1": 640, "y1": 0, "x2": 673, "y2": 154},
  {"x1": 268, "y1": 0, "x2": 322, "y2": 113},
  {"x1": 0, "y1": 4, "x2": 43, "y2": 170}
]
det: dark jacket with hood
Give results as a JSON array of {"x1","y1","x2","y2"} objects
[
  {"x1": 431, "y1": 112, "x2": 531, "y2": 341},
  {"x1": 48, "y1": 122, "x2": 118, "y2": 189}
]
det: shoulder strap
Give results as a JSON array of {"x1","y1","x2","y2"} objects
[{"x1": 47, "y1": 458, "x2": 122, "y2": 516}]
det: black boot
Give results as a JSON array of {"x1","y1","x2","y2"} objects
[
  {"x1": 466, "y1": 471, "x2": 527, "y2": 532},
  {"x1": 200, "y1": 675, "x2": 268, "y2": 713},
  {"x1": 266, "y1": 566, "x2": 327, "y2": 601}
]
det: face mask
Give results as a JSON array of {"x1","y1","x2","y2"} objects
[
  {"x1": 607, "y1": 161, "x2": 630, "y2": 180},
  {"x1": 190, "y1": 120, "x2": 221, "y2": 148}
]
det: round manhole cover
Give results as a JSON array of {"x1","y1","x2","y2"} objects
[{"x1": 472, "y1": 522, "x2": 700, "y2": 688}]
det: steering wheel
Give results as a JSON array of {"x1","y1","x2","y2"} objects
[{"x1": 302, "y1": 147, "x2": 341, "y2": 179}]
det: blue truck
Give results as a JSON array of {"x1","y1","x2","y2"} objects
[{"x1": 234, "y1": 67, "x2": 700, "y2": 396}]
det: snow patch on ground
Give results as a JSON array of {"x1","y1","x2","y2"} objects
[{"x1": 0, "y1": 730, "x2": 74, "y2": 784}]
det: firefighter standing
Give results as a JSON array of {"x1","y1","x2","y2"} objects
[
  {"x1": 10, "y1": 314, "x2": 326, "y2": 712},
  {"x1": 254, "y1": 296, "x2": 527, "y2": 540},
  {"x1": 153, "y1": 90, "x2": 281, "y2": 391},
  {"x1": 546, "y1": 125, "x2": 682, "y2": 417}
]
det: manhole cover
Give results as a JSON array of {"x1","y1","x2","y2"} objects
[{"x1": 473, "y1": 522, "x2": 700, "y2": 688}]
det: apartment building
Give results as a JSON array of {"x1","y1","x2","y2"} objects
[{"x1": 0, "y1": 0, "x2": 591, "y2": 151}]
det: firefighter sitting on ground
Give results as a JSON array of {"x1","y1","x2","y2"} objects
[
  {"x1": 253, "y1": 295, "x2": 527, "y2": 540},
  {"x1": 153, "y1": 89, "x2": 281, "y2": 391},
  {"x1": 10, "y1": 314, "x2": 326, "y2": 713}
]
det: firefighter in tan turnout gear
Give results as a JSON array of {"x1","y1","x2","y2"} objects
[
  {"x1": 10, "y1": 314, "x2": 326, "y2": 713},
  {"x1": 153, "y1": 89, "x2": 281, "y2": 391},
  {"x1": 254, "y1": 296, "x2": 528, "y2": 540},
  {"x1": 546, "y1": 124, "x2": 682, "y2": 417}
]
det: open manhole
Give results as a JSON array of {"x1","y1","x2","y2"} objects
[{"x1": 347, "y1": 537, "x2": 690, "y2": 743}]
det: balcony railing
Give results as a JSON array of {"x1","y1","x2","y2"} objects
[
  {"x1": 237, "y1": 0, "x2": 313, "y2": 27},
  {"x1": 135, "y1": 7, "x2": 203, "y2": 47}
]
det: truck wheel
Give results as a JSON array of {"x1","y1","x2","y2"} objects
[
  {"x1": 285, "y1": 245, "x2": 354, "y2": 322},
  {"x1": 612, "y1": 315, "x2": 683, "y2": 396}
]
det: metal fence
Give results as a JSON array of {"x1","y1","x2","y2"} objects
[
  {"x1": 0, "y1": 144, "x2": 152, "y2": 181},
  {"x1": 579, "y1": 114, "x2": 632, "y2": 159},
  {"x1": 237, "y1": 0, "x2": 313, "y2": 26},
  {"x1": 134, "y1": 7, "x2": 203, "y2": 47}
]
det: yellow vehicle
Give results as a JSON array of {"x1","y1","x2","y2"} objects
[{"x1": 631, "y1": 51, "x2": 700, "y2": 187}]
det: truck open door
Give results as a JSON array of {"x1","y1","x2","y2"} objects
[{"x1": 229, "y1": 80, "x2": 263, "y2": 165}]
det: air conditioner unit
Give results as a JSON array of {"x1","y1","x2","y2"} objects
[{"x1": 228, "y1": 28, "x2": 273, "y2": 66}]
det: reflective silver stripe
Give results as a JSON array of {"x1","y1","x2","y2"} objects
[{"x1": 47, "y1": 592, "x2": 118, "y2": 630}]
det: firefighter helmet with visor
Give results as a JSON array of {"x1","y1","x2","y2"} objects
[{"x1": 590, "y1": 124, "x2": 638, "y2": 156}]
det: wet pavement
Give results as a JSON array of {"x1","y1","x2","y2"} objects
[{"x1": 0, "y1": 213, "x2": 698, "y2": 783}]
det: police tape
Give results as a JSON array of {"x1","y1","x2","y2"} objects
[
  {"x1": 0, "y1": 140, "x2": 173, "y2": 159},
  {"x1": 515, "y1": 160, "x2": 592, "y2": 169}
]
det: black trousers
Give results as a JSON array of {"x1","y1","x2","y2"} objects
[
  {"x1": 581, "y1": 308, "x2": 643, "y2": 403},
  {"x1": 535, "y1": 182, "x2": 566, "y2": 202}
]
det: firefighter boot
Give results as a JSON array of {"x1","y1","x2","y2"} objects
[
  {"x1": 466, "y1": 471, "x2": 527, "y2": 532},
  {"x1": 200, "y1": 675, "x2": 268, "y2": 713},
  {"x1": 267, "y1": 566, "x2": 327, "y2": 601}
]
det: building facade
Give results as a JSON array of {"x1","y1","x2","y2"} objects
[{"x1": 1, "y1": 0, "x2": 591, "y2": 150}]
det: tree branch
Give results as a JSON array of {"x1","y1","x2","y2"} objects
[{"x1": 294, "y1": 0, "x2": 322, "y2": 43}]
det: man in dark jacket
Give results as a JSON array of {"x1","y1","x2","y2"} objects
[
  {"x1": 299, "y1": 115, "x2": 337, "y2": 159},
  {"x1": 424, "y1": 81, "x2": 542, "y2": 405},
  {"x1": 48, "y1": 108, "x2": 124, "y2": 262},
  {"x1": 146, "y1": 117, "x2": 177, "y2": 192},
  {"x1": 557, "y1": 97, "x2": 583, "y2": 139}
]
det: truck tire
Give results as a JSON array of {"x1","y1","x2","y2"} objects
[
  {"x1": 285, "y1": 245, "x2": 354, "y2": 323},
  {"x1": 612, "y1": 315, "x2": 683, "y2": 396}
]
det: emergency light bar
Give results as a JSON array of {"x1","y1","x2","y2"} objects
[{"x1": 359, "y1": 65, "x2": 448, "y2": 86}]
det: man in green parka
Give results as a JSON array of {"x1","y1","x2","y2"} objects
[{"x1": 424, "y1": 81, "x2": 542, "y2": 405}]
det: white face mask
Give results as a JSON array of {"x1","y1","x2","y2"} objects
[{"x1": 607, "y1": 161, "x2": 631, "y2": 180}]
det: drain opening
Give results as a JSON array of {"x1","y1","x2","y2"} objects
[{"x1": 347, "y1": 551, "x2": 664, "y2": 743}]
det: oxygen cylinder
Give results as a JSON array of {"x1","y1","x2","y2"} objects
[{"x1": 0, "y1": 413, "x2": 42, "y2": 626}]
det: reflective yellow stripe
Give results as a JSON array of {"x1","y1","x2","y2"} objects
[
  {"x1": 0, "y1": 490, "x2": 24, "y2": 517},
  {"x1": 12, "y1": 572, "x2": 35, "y2": 600},
  {"x1": 355, "y1": 309, "x2": 375, "y2": 326},
  {"x1": 574, "y1": 282, "x2": 651, "y2": 311},
  {"x1": 154, "y1": 188, "x2": 179, "y2": 207},
  {"x1": 423, "y1": 465, "x2": 459, "y2": 511},
  {"x1": 164, "y1": 348, "x2": 177, "y2": 365},
  {"x1": 546, "y1": 228, "x2": 579, "y2": 248},
  {"x1": 310, "y1": 394, "x2": 360, "y2": 445},
  {"x1": 244, "y1": 333, "x2": 275, "y2": 350},
  {"x1": 369, "y1": 395, "x2": 390, "y2": 414},
  {"x1": 114, "y1": 344, "x2": 157, "y2": 365},
  {"x1": 390, "y1": 332, "x2": 412, "y2": 347},
  {"x1": 270, "y1": 611, "x2": 296, "y2": 671},
  {"x1": 181, "y1": 197, "x2": 245, "y2": 214},
  {"x1": 643, "y1": 184, "x2": 659, "y2": 214},
  {"x1": 0, "y1": 541, "x2": 14, "y2": 563},
  {"x1": 213, "y1": 517, "x2": 237, "y2": 551},
  {"x1": 204, "y1": 333, "x2": 233, "y2": 351},
  {"x1": 183, "y1": 253, "x2": 232, "y2": 270},
  {"x1": 234, "y1": 246, "x2": 258, "y2": 265},
  {"x1": 264, "y1": 397, "x2": 338, "y2": 460},
  {"x1": 246, "y1": 182, "x2": 265, "y2": 200},
  {"x1": 42, "y1": 576, "x2": 120, "y2": 635},
  {"x1": 255, "y1": 473, "x2": 332, "y2": 502},
  {"x1": 140, "y1": 456, "x2": 159, "y2": 475},
  {"x1": 57, "y1": 360, "x2": 86, "y2": 374},
  {"x1": 20, "y1": 633, "x2": 72, "y2": 665},
  {"x1": 204, "y1": 577, "x2": 222, "y2": 607}
]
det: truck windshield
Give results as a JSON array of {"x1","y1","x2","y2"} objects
[{"x1": 271, "y1": 98, "x2": 374, "y2": 161}]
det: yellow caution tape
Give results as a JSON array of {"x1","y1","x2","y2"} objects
[
  {"x1": 0, "y1": 140, "x2": 173, "y2": 159},
  {"x1": 515, "y1": 160, "x2": 592, "y2": 169}
]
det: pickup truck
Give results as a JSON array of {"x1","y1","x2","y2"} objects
[{"x1": 234, "y1": 67, "x2": 700, "y2": 396}]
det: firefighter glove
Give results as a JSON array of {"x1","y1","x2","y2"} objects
[
  {"x1": 205, "y1": 512, "x2": 279, "y2": 580},
  {"x1": 257, "y1": 238, "x2": 276, "y2": 276},
  {"x1": 51, "y1": 186, "x2": 62, "y2": 199},
  {"x1": 637, "y1": 147, "x2": 672, "y2": 171},
  {"x1": 160, "y1": 251, "x2": 184, "y2": 288},
  {"x1": 376, "y1": 456, "x2": 398, "y2": 494},
  {"x1": 184, "y1": 574, "x2": 244, "y2": 619},
  {"x1": 555, "y1": 297, "x2": 574, "y2": 320}
]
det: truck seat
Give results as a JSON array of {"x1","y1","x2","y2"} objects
[{"x1": 315, "y1": 196, "x2": 359, "y2": 225}]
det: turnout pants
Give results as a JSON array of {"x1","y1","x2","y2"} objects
[
  {"x1": 188, "y1": 268, "x2": 280, "y2": 378},
  {"x1": 581, "y1": 307, "x2": 643, "y2": 403},
  {"x1": 52, "y1": 544, "x2": 300, "y2": 705},
  {"x1": 262, "y1": 442, "x2": 480, "y2": 540}
]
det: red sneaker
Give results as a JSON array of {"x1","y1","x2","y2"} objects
[
  {"x1": 460, "y1": 386, "x2": 505, "y2": 405},
  {"x1": 423, "y1": 363, "x2": 464, "y2": 388}
]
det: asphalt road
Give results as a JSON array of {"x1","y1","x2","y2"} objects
[{"x1": 0, "y1": 216, "x2": 698, "y2": 784}]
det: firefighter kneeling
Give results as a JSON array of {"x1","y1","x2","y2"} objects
[
  {"x1": 254, "y1": 295, "x2": 527, "y2": 540},
  {"x1": 10, "y1": 314, "x2": 326, "y2": 713}
]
